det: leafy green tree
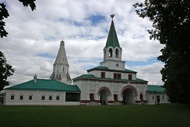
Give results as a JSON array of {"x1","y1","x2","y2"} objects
[
  {"x1": 0, "y1": 0, "x2": 36, "y2": 38},
  {"x1": 134, "y1": 0, "x2": 190, "y2": 103},
  {"x1": 0, "y1": 51, "x2": 14, "y2": 91}
]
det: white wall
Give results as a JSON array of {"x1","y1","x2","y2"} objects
[
  {"x1": 4, "y1": 90, "x2": 80, "y2": 105},
  {"x1": 146, "y1": 92, "x2": 170, "y2": 104},
  {"x1": 74, "y1": 79, "x2": 147, "y2": 104}
]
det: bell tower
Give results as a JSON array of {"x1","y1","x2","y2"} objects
[
  {"x1": 100, "y1": 15, "x2": 125, "y2": 70},
  {"x1": 50, "y1": 40, "x2": 72, "y2": 84}
]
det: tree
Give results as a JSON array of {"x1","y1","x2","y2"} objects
[
  {"x1": 134, "y1": 0, "x2": 190, "y2": 103},
  {"x1": 0, "y1": 0, "x2": 36, "y2": 90},
  {"x1": 0, "y1": 0, "x2": 36, "y2": 38},
  {"x1": 0, "y1": 51, "x2": 14, "y2": 91}
]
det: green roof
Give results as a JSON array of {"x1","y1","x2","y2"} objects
[
  {"x1": 87, "y1": 66, "x2": 137, "y2": 73},
  {"x1": 147, "y1": 85, "x2": 166, "y2": 93},
  {"x1": 105, "y1": 20, "x2": 120, "y2": 48},
  {"x1": 73, "y1": 74, "x2": 147, "y2": 83},
  {"x1": 6, "y1": 79, "x2": 80, "y2": 92}
]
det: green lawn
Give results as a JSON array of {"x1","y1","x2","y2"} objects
[{"x1": 0, "y1": 104, "x2": 190, "y2": 127}]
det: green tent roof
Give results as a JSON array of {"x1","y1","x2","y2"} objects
[
  {"x1": 147, "y1": 85, "x2": 166, "y2": 93},
  {"x1": 105, "y1": 20, "x2": 120, "y2": 48},
  {"x1": 73, "y1": 74, "x2": 147, "y2": 83},
  {"x1": 87, "y1": 66, "x2": 137, "y2": 73},
  {"x1": 6, "y1": 79, "x2": 80, "y2": 92}
]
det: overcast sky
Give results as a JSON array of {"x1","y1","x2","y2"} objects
[{"x1": 1, "y1": 0, "x2": 164, "y2": 86}]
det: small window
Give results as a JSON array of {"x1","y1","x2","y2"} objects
[
  {"x1": 41, "y1": 96, "x2": 45, "y2": 100},
  {"x1": 90, "y1": 93, "x2": 94, "y2": 101},
  {"x1": 101, "y1": 72, "x2": 105, "y2": 78},
  {"x1": 114, "y1": 94, "x2": 118, "y2": 101},
  {"x1": 152, "y1": 96, "x2": 154, "y2": 100},
  {"x1": 128, "y1": 74, "x2": 132, "y2": 80},
  {"x1": 49, "y1": 96, "x2": 52, "y2": 100},
  {"x1": 29, "y1": 95, "x2": 32, "y2": 100},
  {"x1": 162, "y1": 95, "x2": 164, "y2": 100},
  {"x1": 11, "y1": 95, "x2": 14, "y2": 100},
  {"x1": 20, "y1": 95, "x2": 23, "y2": 100},
  {"x1": 56, "y1": 96, "x2": 60, "y2": 100}
]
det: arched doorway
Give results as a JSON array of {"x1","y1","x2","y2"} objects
[
  {"x1": 121, "y1": 85, "x2": 137, "y2": 105},
  {"x1": 98, "y1": 87, "x2": 111, "y2": 105}
]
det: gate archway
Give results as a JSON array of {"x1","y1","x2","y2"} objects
[
  {"x1": 121, "y1": 85, "x2": 137, "y2": 104},
  {"x1": 98, "y1": 87, "x2": 111, "y2": 105}
]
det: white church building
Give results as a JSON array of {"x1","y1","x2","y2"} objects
[
  {"x1": 73, "y1": 16, "x2": 148, "y2": 105},
  {"x1": 3, "y1": 16, "x2": 169, "y2": 105}
]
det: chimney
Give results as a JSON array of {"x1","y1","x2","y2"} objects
[{"x1": 33, "y1": 74, "x2": 37, "y2": 83}]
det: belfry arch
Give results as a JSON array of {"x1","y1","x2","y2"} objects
[
  {"x1": 121, "y1": 85, "x2": 137, "y2": 104},
  {"x1": 108, "y1": 48, "x2": 113, "y2": 57}
]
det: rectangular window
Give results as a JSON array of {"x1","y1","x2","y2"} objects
[
  {"x1": 128, "y1": 74, "x2": 132, "y2": 80},
  {"x1": 152, "y1": 96, "x2": 154, "y2": 100},
  {"x1": 49, "y1": 96, "x2": 52, "y2": 100},
  {"x1": 66, "y1": 93, "x2": 80, "y2": 102},
  {"x1": 101, "y1": 72, "x2": 105, "y2": 78},
  {"x1": 90, "y1": 93, "x2": 94, "y2": 101},
  {"x1": 56, "y1": 96, "x2": 60, "y2": 100},
  {"x1": 41, "y1": 96, "x2": 45, "y2": 100},
  {"x1": 114, "y1": 94, "x2": 118, "y2": 101},
  {"x1": 20, "y1": 95, "x2": 23, "y2": 100},
  {"x1": 114, "y1": 73, "x2": 121, "y2": 79},
  {"x1": 11, "y1": 95, "x2": 14, "y2": 100},
  {"x1": 162, "y1": 95, "x2": 164, "y2": 100},
  {"x1": 29, "y1": 95, "x2": 32, "y2": 100}
]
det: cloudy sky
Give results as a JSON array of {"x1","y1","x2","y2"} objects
[{"x1": 1, "y1": 0, "x2": 164, "y2": 86}]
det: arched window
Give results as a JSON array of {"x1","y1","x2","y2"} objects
[
  {"x1": 108, "y1": 48, "x2": 112, "y2": 57},
  {"x1": 115, "y1": 49, "x2": 119, "y2": 58},
  {"x1": 10, "y1": 94, "x2": 15, "y2": 100}
]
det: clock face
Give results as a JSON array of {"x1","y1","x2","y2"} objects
[{"x1": 116, "y1": 63, "x2": 119, "y2": 67}]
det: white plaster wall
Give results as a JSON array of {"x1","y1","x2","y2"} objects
[
  {"x1": 147, "y1": 92, "x2": 170, "y2": 104},
  {"x1": 100, "y1": 60, "x2": 125, "y2": 71},
  {"x1": 4, "y1": 90, "x2": 80, "y2": 105},
  {"x1": 75, "y1": 78, "x2": 147, "y2": 104}
]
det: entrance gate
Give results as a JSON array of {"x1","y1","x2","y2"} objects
[
  {"x1": 122, "y1": 85, "x2": 137, "y2": 104},
  {"x1": 98, "y1": 87, "x2": 111, "y2": 105}
]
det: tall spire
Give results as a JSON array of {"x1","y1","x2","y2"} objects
[
  {"x1": 50, "y1": 40, "x2": 72, "y2": 84},
  {"x1": 105, "y1": 14, "x2": 120, "y2": 48},
  {"x1": 100, "y1": 15, "x2": 125, "y2": 70}
]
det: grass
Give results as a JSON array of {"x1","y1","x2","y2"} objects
[{"x1": 0, "y1": 104, "x2": 190, "y2": 127}]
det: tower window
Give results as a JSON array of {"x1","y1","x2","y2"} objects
[
  {"x1": 109, "y1": 48, "x2": 112, "y2": 57},
  {"x1": 128, "y1": 74, "x2": 132, "y2": 80},
  {"x1": 101, "y1": 72, "x2": 105, "y2": 78},
  {"x1": 115, "y1": 49, "x2": 119, "y2": 58},
  {"x1": 114, "y1": 73, "x2": 121, "y2": 79}
]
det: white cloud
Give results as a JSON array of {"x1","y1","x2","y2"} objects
[{"x1": 1, "y1": 0, "x2": 164, "y2": 86}]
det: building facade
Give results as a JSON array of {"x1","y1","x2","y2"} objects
[
  {"x1": 4, "y1": 75, "x2": 80, "y2": 105},
  {"x1": 73, "y1": 17, "x2": 148, "y2": 105},
  {"x1": 147, "y1": 85, "x2": 169, "y2": 104}
]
